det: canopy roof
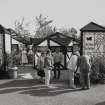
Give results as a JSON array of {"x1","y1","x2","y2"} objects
[
  {"x1": 32, "y1": 32, "x2": 80, "y2": 47},
  {"x1": 6, "y1": 28, "x2": 31, "y2": 45},
  {"x1": 0, "y1": 25, "x2": 31, "y2": 45},
  {"x1": 0, "y1": 25, "x2": 80, "y2": 46}
]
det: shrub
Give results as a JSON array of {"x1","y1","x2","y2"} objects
[{"x1": 90, "y1": 56, "x2": 105, "y2": 84}]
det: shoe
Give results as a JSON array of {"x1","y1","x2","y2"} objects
[
  {"x1": 57, "y1": 77, "x2": 60, "y2": 80},
  {"x1": 53, "y1": 77, "x2": 56, "y2": 79},
  {"x1": 47, "y1": 85, "x2": 52, "y2": 88},
  {"x1": 81, "y1": 87, "x2": 85, "y2": 90},
  {"x1": 48, "y1": 85, "x2": 56, "y2": 88},
  {"x1": 86, "y1": 87, "x2": 90, "y2": 90},
  {"x1": 69, "y1": 86, "x2": 76, "y2": 89},
  {"x1": 39, "y1": 80, "x2": 44, "y2": 83}
]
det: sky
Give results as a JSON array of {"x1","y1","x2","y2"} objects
[{"x1": 0, "y1": 0, "x2": 105, "y2": 33}]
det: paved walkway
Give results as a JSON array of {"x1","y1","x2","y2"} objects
[
  {"x1": 0, "y1": 65, "x2": 104, "y2": 105},
  {"x1": 0, "y1": 79, "x2": 105, "y2": 105},
  {"x1": 17, "y1": 65, "x2": 37, "y2": 79}
]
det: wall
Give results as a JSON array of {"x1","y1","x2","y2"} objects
[
  {"x1": 83, "y1": 32, "x2": 105, "y2": 57},
  {"x1": 5, "y1": 34, "x2": 11, "y2": 54},
  {"x1": 0, "y1": 33, "x2": 3, "y2": 64}
]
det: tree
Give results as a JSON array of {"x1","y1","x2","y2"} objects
[
  {"x1": 59, "y1": 27, "x2": 78, "y2": 39},
  {"x1": 59, "y1": 28, "x2": 71, "y2": 36},
  {"x1": 14, "y1": 18, "x2": 31, "y2": 38},
  {"x1": 70, "y1": 27, "x2": 77, "y2": 38},
  {"x1": 34, "y1": 14, "x2": 57, "y2": 38}
]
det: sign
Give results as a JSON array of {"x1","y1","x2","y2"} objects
[{"x1": 84, "y1": 33, "x2": 95, "y2": 51}]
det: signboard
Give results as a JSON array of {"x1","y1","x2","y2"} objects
[{"x1": 84, "y1": 33, "x2": 95, "y2": 51}]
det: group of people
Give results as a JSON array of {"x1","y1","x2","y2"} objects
[
  {"x1": 37, "y1": 48, "x2": 63, "y2": 87},
  {"x1": 14, "y1": 47, "x2": 34, "y2": 66},
  {"x1": 37, "y1": 48, "x2": 91, "y2": 90},
  {"x1": 12, "y1": 46, "x2": 91, "y2": 90},
  {"x1": 67, "y1": 51, "x2": 91, "y2": 90},
  {"x1": 8, "y1": 46, "x2": 35, "y2": 67}
]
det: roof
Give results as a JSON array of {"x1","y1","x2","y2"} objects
[
  {"x1": 80, "y1": 22, "x2": 105, "y2": 32},
  {"x1": 31, "y1": 38, "x2": 45, "y2": 46},
  {"x1": 32, "y1": 32, "x2": 80, "y2": 46},
  {"x1": 6, "y1": 28, "x2": 31, "y2": 45},
  {"x1": 48, "y1": 32, "x2": 72, "y2": 46},
  {"x1": 0, "y1": 25, "x2": 79, "y2": 46}
]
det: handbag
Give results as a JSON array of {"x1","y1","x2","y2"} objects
[{"x1": 37, "y1": 69, "x2": 45, "y2": 77}]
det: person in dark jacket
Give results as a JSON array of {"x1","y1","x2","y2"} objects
[
  {"x1": 78, "y1": 54, "x2": 91, "y2": 90},
  {"x1": 53, "y1": 48, "x2": 63, "y2": 79}
]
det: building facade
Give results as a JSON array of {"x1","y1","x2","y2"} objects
[{"x1": 80, "y1": 22, "x2": 105, "y2": 58}]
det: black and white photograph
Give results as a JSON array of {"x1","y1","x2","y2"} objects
[{"x1": 0, "y1": 0, "x2": 105, "y2": 105}]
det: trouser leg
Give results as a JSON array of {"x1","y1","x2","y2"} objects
[
  {"x1": 85, "y1": 73, "x2": 90, "y2": 89},
  {"x1": 44, "y1": 68, "x2": 51, "y2": 86},
  {"x1": 53, "y1": 64, "x2": 57, "y2": 78},
  {"x1": 69, "y1": 70, "x2": 75, "y2": 88},
  {"x1": 80, "y1": 73, "x2": 85, "y2": 89},
  {"x1": 57, "y1": 63, "x2": 61, "y2": 79},
  {"x1": 54, "y1": 69, "x2": 56, "y2": 78},
  {"x1": 57, "y1": 69, "x2": 60, "y2": 79}
]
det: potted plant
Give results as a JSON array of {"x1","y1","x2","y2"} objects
[{"x1": 7, "y1": 50, "x2": 18, "y2": 79}]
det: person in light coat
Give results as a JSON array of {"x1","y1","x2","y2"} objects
[
  {"x1": 21, "y1": 48, "x2": 28, "y2": 65},
  {"x1": 44, "y1": 49, "x2": 54, "y2": 87},
  {"x1": 37, "y1": 52, "x2": 45, "y2": 82},
  {"x1": 67, "y1": 51, "x2": 80, "y2": 89}
]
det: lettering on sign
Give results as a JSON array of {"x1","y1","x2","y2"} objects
[{"x1": 84, "y1": 34, "x2": 95, "y2": 51}]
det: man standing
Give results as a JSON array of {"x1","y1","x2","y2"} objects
[
  {"x1": 37, "y1": 52, "x2": 45, "y2": 83},
  {"x1": 53, "y1": 48, "x2": 63, "y2": 79},
  {"x1": 67, "y1": 51, "x2": 79, "y2": 89},
  {"x1": 44, "y1": 49, "x2": 54, "y2": 87},
  {"x1": 78, "y1": 54, "x2": 91, "y2": 90}
]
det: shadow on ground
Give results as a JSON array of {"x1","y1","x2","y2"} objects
[
  {"x1": 19, "y1": 86, "x2": 82, "y2": 97},
  {"x1": 0, "y1": 79, "x2": 41, "y2": 88},
  {"x1": 0, "y1": 79, "x2": 82, "y2": 96},
  {"x1": 95, "y1": 101, "x2": 105, "y2": 105}
]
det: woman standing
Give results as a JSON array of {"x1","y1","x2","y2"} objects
[
  {"x1": 27, "y1": 48, "x2": 34, "y2": 64},
  {"x1": 21, "y1": 48, "x2": 28, "y2": 65},
  {"x1": 44, "y1": 49, "x2": 54, "y2": 87}
]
